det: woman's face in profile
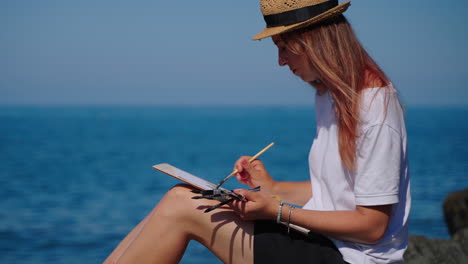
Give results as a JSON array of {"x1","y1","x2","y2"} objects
[{"x1": 272, "y1": 35, "x2": 319, "y2": 83}]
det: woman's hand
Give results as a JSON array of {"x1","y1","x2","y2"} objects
[
  {"x1": 234, "y1": 156, "x2": 276, "y2": 192},
  {"x1": 230, "y1": 189, "x2": 278, "y2": 221}
]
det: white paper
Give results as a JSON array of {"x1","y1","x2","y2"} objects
[{"x1": 152, "y1": 163, "x2": 228, "y2": 191}]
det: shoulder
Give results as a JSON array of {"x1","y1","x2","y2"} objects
[{"x1": 359, "y1": 83, "x2": 404, "y2": 132}]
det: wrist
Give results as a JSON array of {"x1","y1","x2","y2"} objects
[
  {"x1": 268, "y1": 179, "x2": 279, "y2": 195},
  {"x1": 276, "y1": 200, "x2": 285, "y2": 224},
  {"x1": 267, "y1": 198, "x2": 280, "y2": 221}
]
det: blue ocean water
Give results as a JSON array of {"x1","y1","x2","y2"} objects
[{"x1": 1, "y1": 105, "x2": 467, "y2": 264}]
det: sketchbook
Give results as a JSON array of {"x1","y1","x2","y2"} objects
[
  {"x1": 152, "y1": 163, "x2": 311, "y2": 235},
  {"x1": 152, "y1": 163, "x2": 229, "y2": 191}
]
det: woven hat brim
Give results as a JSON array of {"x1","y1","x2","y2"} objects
[{"x1": 253, "y1": 1, "x2": 351, "y2": 40}]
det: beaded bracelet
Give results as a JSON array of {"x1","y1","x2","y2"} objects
[
  {"x1": 276, "y1": 200, "x2": 284, "y2": 224},
  {"x1": 287, "y1": 206, "x2": 295, "y2": 234}
]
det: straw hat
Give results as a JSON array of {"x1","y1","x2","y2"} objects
[{"x1": 253, "y1": 0, "x2": 351, "y2": 40}]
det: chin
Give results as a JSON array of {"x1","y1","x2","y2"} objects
[
  {"x1": 301, "y1": 75, "x2": 318, "y2": 82},
  {"x1": 310, "y1": 80, "x2": 327, "y2": 93}
]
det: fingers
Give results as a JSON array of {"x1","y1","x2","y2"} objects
[
  {"x1": 234, "y1": 156, "x2": 251, "y2": 184},
  {"x1": 233, "y1": 189, "x2": 248, "y2": 201},
  {"x1": 230, "y1": 189, "x2": 275, "y2": 221},
  {"x1": 230, "y1": 189, "x2": 253, "y2": 218},
  {"x1": 234, "y1": 156, "x2": 265, "y2": 177},
  {"x1": 234, "y1": 156, "x2": 251, "y2": 173},
  {"x1": 235, "y1": 156, "x2": 265, "y2": 170},
  {"x1": 235, "y1": 189, "x2": 258, "y2": 202},
  {"x1": 230, "y1": 197, "x2": 247, "y2": 217}
]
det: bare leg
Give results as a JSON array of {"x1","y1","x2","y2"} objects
[
  {"x1": 103, "y1": 213, "x2": 152, "y2": 262},
  {"x1": 104, "y1": 184, "x2": 254, "y2": 264}
]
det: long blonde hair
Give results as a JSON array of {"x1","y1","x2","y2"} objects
[{"x1": 281, "y1": 15, "x2": 389, "y2": 171}]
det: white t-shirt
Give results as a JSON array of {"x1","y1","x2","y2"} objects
[{"x1": 302, "y1": 84, "x2": 411, "y2": 264}]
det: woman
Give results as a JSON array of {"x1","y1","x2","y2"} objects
[{"x1": 104, "y1": 0, "x2": 410, "y2": 263}]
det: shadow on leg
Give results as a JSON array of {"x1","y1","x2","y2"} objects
[{"x1": 104, "y1": 184, "x2": 254, "y2": 264}]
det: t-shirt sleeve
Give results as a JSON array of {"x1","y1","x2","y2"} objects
[{"x1": 354, "y1": 124, "x2": 402, "y2": 206}]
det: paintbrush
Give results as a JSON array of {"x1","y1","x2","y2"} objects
[{"x1": 215, "y1": 142, "x2": 274, "y2": 189}]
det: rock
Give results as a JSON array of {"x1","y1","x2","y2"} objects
[
  {"x1": 404, "y1": 189, "x2": 468, "y2": 264},
  {"x1": 443, "y1": 189, "x2": 468, "y2": 236},
  {"x1": 404, "y1": 228, "x2": 468, "y2": 264}
]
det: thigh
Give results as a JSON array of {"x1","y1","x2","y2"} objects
[
  {"x1": 170, "y1": 185, "x2": 255, "y2": 264},
  {"x1": 106, "y1": 184, "x2": 254, "y2": 264},
  {"x1": 254, "y1": 220, "x2": 346, "y2": 264}
]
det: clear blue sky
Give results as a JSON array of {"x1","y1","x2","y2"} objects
[{"x1": 1, "y1": 0, "x2": 467, "y2": 106}]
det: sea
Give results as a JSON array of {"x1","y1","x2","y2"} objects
[{"x1": 1, "y1": 105, "x2": 467, "y2": 264}]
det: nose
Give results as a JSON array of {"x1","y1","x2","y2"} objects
[{"x1": 278, "y1": 49, "x2": 287, "y2": 66}]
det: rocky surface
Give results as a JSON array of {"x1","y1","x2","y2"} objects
[
  {"x1": 404, "y1": 189, "x2": 468, "y2": 264},
  {"x1": 443, "y1": 189, "x2": 468, "y2": 236},
  {"x1": 405, "y1": 228, "x2": 468, "y2": 264}
]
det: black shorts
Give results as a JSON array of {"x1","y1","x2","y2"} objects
[{"x1": 254, "y1": 220, "x2": 346, "y2": 264}]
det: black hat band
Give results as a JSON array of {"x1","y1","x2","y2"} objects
[{"x1": 264, "y1": 0, "x2": 338, "y2": 28}]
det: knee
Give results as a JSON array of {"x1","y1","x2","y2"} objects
[
  {"x1": 155, "y1": 184, "x2": 196, "y2": 218},
  {"x1": 166, "y1": 184, "x2": 194, "y2": 201}
]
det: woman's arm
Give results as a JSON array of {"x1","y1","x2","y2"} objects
[
  {"x1": 234, "y1": 156, "x2": 312, "y2": 206},
  {"x1": 287, "y1": 204, "x2": 392, "y2": 244},
  {"x1": 270, "y1": 180, "x2": 311, "y2": 206},
  {"x1": 232, "y1": 190, "x2": 392, "y2": 245}
]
